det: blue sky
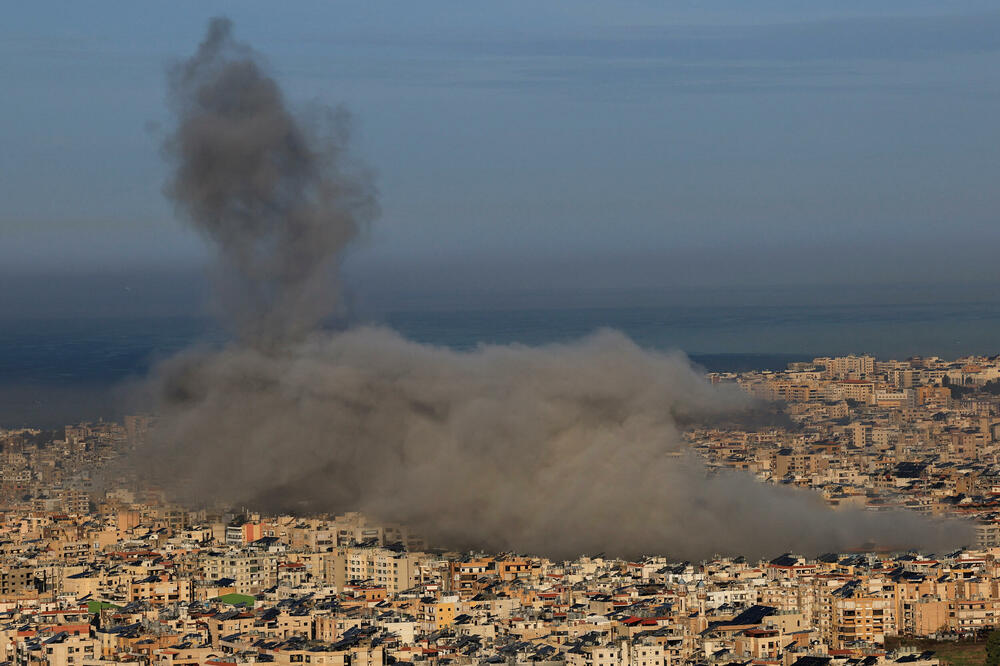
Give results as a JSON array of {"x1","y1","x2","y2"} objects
[{"x1": 3, "y1": 0, "x2": 1000, "y2": 297}]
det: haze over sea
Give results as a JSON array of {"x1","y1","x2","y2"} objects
[{"x1": 2, "y1": 273, "x2": 999, "y2": 428}]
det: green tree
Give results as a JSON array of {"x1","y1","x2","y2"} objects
[{"x1": 985, "y1": 629, "x2": 1000, "y2": 666}]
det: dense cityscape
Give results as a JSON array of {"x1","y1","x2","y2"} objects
[
  {"x1": 3, "y1": 354, "x2": 1000, "y2": 666},
  {"x1": 7, "y1": 4, "x2": 1000, "y2": 666}
]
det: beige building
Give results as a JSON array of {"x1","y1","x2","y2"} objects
[
  {"x1": 324, "y1": 546, "x2": 421, "y2": 593},
  {"x1": 0, "y1": 566, "x2": 35, "y2": 597},
  {"x1": 199, "y1": 551, "x2": 281, "y2": 595},
  {"x1": 831, "y1": 595, "x2": 894, "y2": 648},
  {"x1": 819, "y1": 355, "x2": 876, "y2": 379},
  {"x1": 39, "y1": 632, "x2": 101, "y2": 666}
]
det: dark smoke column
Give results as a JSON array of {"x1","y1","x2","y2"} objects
[{"x1": 163, "y1": 18, "x2": 377, "y2": 347}]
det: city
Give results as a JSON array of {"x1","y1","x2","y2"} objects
[
  {"x1": 5, "y1": 3, "x2": 1000, "y2": 666},
  {"x1": 3, "y1": 353, "x2": 1000, "y2": 666}
]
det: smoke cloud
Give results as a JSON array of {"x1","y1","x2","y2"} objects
[
  {"x1": 163, "y1": 17, "x2": 376, "y2": 346},
  {"x1": 144, "y1": 18, "x2": 970, "y2": 559}
]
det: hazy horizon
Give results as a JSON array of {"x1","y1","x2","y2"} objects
[
  {"x1": 4, "y1": 2, "x2": 1000, "y2": 427},
  {"x1": 4, "y1": 1, "x2": 1000, "y2": 297},
  {"x1": 4, "y1": 266, "x2": 1000, "y2": 321}
]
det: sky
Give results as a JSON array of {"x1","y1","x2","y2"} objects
[{"x1": 2, "y1": 0, "x2": 1000, "y2": 308}]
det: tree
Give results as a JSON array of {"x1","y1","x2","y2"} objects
[{"x1": 985, "y1": 629, "x2": 1000, "y2": 666}]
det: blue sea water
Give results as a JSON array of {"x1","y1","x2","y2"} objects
[
  {"x1": 382, "y1": 301, "x2": 1000, "y2": 359},
  {"x1": 2, "y1": 296, "x2": 1000, "y2": 427}
]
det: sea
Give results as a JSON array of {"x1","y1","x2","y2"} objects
[{"x1": 3, "y1": 289, "x2": 1000, "y2": 427}]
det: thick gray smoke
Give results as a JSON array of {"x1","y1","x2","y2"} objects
[
  {"x1": 151, "y1": 328, "x2": 968, "y2": 559},
  {"x1": 163, "y1": 17, "x2": 376, "y2": 346},
  {"x1": 146, "y1": 18, "x2": 970, "y2": 559}
]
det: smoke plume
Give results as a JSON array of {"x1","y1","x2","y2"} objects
[
  {"x1": 145, "y1": 18, "x2": 970, "y2": 559},
  {"x1": 163, "y1": 17, "x2": 376, "y2": 346}
]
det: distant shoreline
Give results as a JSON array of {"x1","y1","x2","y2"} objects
[{"x1": 3, "y1": 300, "x2": 1000, "y2": 427}]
